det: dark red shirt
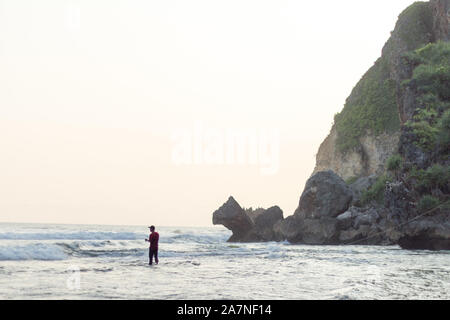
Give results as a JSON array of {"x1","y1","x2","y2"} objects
[{"x1": 149, "y1": 232, "x2": 159, "y2": 250}]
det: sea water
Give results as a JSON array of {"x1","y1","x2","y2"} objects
[{"x1": 0, "y1": 223, "x2": 449, "y2": 300}]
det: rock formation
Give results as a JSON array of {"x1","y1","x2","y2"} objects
[
  {"x1": 213, "y1": 172, "x2": 394, "y2": 245},
  {"x1": 294, "y1": 171, "x2": 353, "y2": 219},
  {"x1": 398, "y1": 218, "x2": 450, "y2": 250},
  {"x1": 212, "y1": 196, "x2": 284, "y2": 242},
  {"x1": 312, "y1": 0, "x2": 450, "y2": 250},
  {"x1": 431, "y1": 0, "x2": 450, "y2": 42},
  {"x1": 276, "y1": 171, "x2": 352, "y2": 245},
  {"x1": 213, "y1": 0, "x2": 450, "y2": 250},
  {"x1": 274, "y1": 171, "x2": 394, "y2": 245},
  {"x1": 313, "y1": 129, "x2": 401, "y2": 181},
  {"x1": 248, "y1": 206, "x2": 285, "y2": 242}
]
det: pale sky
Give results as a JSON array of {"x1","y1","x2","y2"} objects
[{"x1": 0, "y1": 0, "x2": 418, "y2": 226}]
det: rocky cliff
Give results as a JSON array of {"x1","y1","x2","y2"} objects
[
  {"x1": 314, "y1": 129, "x2": 400, "y2": 180},
  {"x1": 313, "y1": 0, "x2": 449, "y2": 180},
  {"x1": 213, "y1": 0, "x2": 450, "y2": 250},
  {"x1": 313, "y1": 0, "x2": 450, "y2": 249}
]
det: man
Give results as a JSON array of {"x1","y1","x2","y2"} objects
[{"x1": 145, "y1": 225, "x2": 159, "y2": 265}]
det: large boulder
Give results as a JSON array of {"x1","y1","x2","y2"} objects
[
  {"x1": 299, "y1": 218, "x2": 340, "y2": 245},
  {"x1": 353, "y1": 208, "x2": 380, "y2": 229},
  {"x1": 212, "y1": 196, "x2": 257, "y2": 242},
  {"x1": 276, "y1": 215, "x2": 340, "y2": 245},
  {"x1": 336, "y1": 207, "x2": 360, "y2": 230},
  {"x1": 398, "y1": 217, "x2": 450, "y2": 250},
  {"x1": 212, "y1": 196, "x2": 284, "y2": 242},
  {"x1": 336, "y1": 206, "x2": 396, "y2": 245},
  {"x1": 295, "y1": 171, "x2": 353, "y2": 219},
  {"x1": 250, "y1": 206, "x2": 284, "y2": 241},
  {"x1": 339, "y1": 225, "x2": 371, "y2": 244},
  {"x1": 277, "y1": 171, "x2": 352, "y2": 244},
  {"x1": 274, "y1": 216, "x2": 302, "y2": 243},
  {"x1": 213, "y1": 197, "x2": 252, "y2": 235}
]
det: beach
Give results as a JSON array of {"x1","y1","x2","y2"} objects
[{"x1": 0, "y1": 222, "x2": 449, "y2": 300}]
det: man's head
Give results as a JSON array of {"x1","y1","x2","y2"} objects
[{"x1": 149, "y1": 225, "x2": 155, "y2": 232}]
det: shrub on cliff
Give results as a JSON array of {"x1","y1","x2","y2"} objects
[
  {"x1": 409, "y1": 42, "x2": 450, "y2": 100},
  {"x1": 406, "y1": 119, "x2": 440, "y2": 151},
  {"x1": 361, "y1": 175, "x2": 391, "y2": 206},
  {"x1": 402, "y1": 41, "x2": 450, "y2": 153},
  {"x1": 409, "y1": 164, "x2": 450, "y2": 197},
  {"x1": 437, "y1": 109, "x2": 450, "y2": 153},
  {"x1": 418, "y1": 195, "x2": 440, "y2": 213},
  {"x1": 386, "y1": 154, "x2": 403, "y2": 172},
  {"x1": 418, "y1": 164, "x2": 450, "y2": 192}
]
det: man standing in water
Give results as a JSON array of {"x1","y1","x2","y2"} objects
[{"x1": 145, "y1": 225, "x2": 159, "y2": 265}]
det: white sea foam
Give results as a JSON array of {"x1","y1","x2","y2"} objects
[
  {"x1": 0, "y1": 231, "x2": 140, "y2": 240},
  {"x1": 164, "y1": 233, "x2": 229, "y2": 244},
  {"x1": 0, "y1": 241, "x2": 146, "y2": 260},
  {"x1": 1, "y1": 224, "x2": 450, "y2": 299},
  {"x1": 0, "y1": 231, "x2": 228, "y2": 243},
  {"x1": 0, "y1": 244, "x2": 67, "y2": 261}
]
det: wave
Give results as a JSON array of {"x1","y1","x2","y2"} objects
[
  {"x1": 164, "y1": 233, "x2": 229, "y2": 244},
  {"x1": 0, "y1": 243, "x2": 67, "y2": 261},
  {"x1": 0, "y1": 229, "x2": 233, "y2": 261},
  {"x1": 0, "y1": 240, "x2": 285, "y2": 261},
  {"x1": 0, "y1": 241, "x2": 146, "y2": 261},
  {"x1": 0, "y1": 230, "x2": 229, "y2": 243},
  {"x1": 0, "y1": 231, "x2": 141, "y2": 240}
]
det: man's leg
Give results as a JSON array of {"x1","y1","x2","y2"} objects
[
  {"x1": 155, "y1": 249, "x2": 159, "y2": 265},
  {"x1": 149, "y1": 249, "x2": 153, "y2": 265}
]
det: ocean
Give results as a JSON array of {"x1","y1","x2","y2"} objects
[{"x1": 0, "y1": 222, "x2": 449, "y2": 300}]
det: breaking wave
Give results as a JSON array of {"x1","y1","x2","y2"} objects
[
  {"x1": 0, "y1": 243, "x2": 67, "y2": 261},
  {"x1": 0, "y1": 241, "x2": 146, "y2": 261},
  {"x1": 0, "y1": 231, "x2": 140, "y2": 240},
  {"x1": 0, "y1": 228, "x2": 232, "y2": 261}
]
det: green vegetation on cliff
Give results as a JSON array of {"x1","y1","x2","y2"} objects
[
  {"x1": 386, "y1": 154, "x2": 403, "y2": 172},
  {"x1": 404, "y1": 41, "x2": 450, "y2": 100},
  {"x1": 333, "y1": 1, "x2": 435, "y2": 155},
  {"x1": 438, "y1": 110, "x2": 450, "y2": 151},
  {"x1": 410, "y1": 164, "x2": 450, "y2": 193},
  {"x1": 321, "y1": 2, "x2": 448, "y2": 217},
  {"x1": 356, "y1": 40, "x2": 449, "y2": 212},
  {"x1": 361, "y1": 174, "x2": 392, "y2": 205},
  {"x1": 403, "y1": 41, "x2": 450, "y2": 153},
  {"x1": 399, "y1": 41, "x2": 449, "y2": 213},
  {"x1": 334, "y1": 57, "x2": 400, "y2": 153},
  {"x1": 383, "y1": 1, "x2": 433, "y2": 55},
  {"x1": 418, "y1": 195, "x2": 440, "y2": 212}
]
